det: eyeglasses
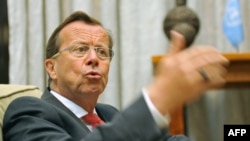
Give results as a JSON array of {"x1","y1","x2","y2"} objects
[{"x1": 51, "y1": 44, "x2": 114, "y2": 60}]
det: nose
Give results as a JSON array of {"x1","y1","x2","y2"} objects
[{"x1": 86, "y1": 49, "x2": 99, "y2": 66}]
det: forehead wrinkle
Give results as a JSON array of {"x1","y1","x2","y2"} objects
[
  {"x1": 59, "y1": 21, "x2": 109, "y2": 47},
  {"x1": 72, "y1": 27, "x2": 105, "y2": 38},
  {"x1": 71, "y1": 26, "x2": 107, "y2": 43}
]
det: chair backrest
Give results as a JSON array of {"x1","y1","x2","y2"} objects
[{"x1": 0, "y1": 84, "x2": 42, "y2": 141}]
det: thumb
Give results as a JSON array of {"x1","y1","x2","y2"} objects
[{"x1": 168, "y1": 30, "x2": 186, "y2": 55}]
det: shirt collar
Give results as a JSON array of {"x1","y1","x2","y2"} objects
[{"x1": 50, "y1": 90, "x2": 97, "y2": 118}]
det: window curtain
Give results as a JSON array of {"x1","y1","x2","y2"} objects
[{"x1": 7, "y1": 0, "x2": 250, "y2": 141}]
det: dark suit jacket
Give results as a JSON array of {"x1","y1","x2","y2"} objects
[{"x1": 3, "y1": 88, "x2": 190, "y2": 141}]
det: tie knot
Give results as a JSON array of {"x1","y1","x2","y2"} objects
[{"x1": 81, "y1": 113, "x2": 104, "y2": 128}]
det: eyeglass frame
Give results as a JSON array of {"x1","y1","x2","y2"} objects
[{"x1": 50, "y1": 44, "x2": 114, "y2": 60}]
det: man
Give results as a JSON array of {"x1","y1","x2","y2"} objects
[{"x1": 3, "y1": 11, "x2": 229, "y2": 141}]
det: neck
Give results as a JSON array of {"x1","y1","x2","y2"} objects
[{"x1": 49, "y1": 85, "x2": 99, "y2": 113}]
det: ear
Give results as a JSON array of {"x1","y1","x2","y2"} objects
[{"x1": 45, "y1": 59, "x2": 57, "y2": 80}]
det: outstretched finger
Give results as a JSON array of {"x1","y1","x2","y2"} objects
[{"x1": 167, "y1": 30, "x2": 186, "y2": 55}]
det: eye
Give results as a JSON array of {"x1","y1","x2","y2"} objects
[
  {"x1": 96, "y1": 47, "x2": 108, "y2": 57},
  {"x1": 73, "y1": 46, "x2": 89, "y2": 54}
]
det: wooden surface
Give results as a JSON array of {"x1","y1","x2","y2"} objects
[
  {"x1": 151, "y1": 53, "x2": 250, "y2": 135},
  {"x1": 222, "y1": 53, "x2": 250, "y2": 88},
  {"x1": 169, "y1": 105, "x2": 185, "y2": 135}
]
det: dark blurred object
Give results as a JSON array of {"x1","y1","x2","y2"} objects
[
  {"x1": 0, "y1": 0, "x2": 9, "y2": 83},
  {"x1": 165, "y1": 134, "x2": 192, "y2": 141},
  {"x1": 163, "y1": 0, "x2": 200, "y2": 47}
]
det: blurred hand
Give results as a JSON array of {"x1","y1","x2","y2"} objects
[{"x1": 146, "y1": 30, "x2": 229, "y2": 115}]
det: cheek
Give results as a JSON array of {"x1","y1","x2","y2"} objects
[
  {"x1": 102, "y1": 63, "x2": 110, "y2": 80},
  {"x1": 56, "y1": 59, "x2": 80, "y2": 77}
]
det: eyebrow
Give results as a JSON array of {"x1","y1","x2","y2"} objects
[{"x1": 73, "y1": 42, "x2": 107, "y2": 48}]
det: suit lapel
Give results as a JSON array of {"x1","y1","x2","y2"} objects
[
  {"x1": 95, "y1": 103, "x2": 119, "y2": 122},
  {"x1": 41, "y1": 88, "x2": 90, "y2": 132},
  {"x1": 96, "y1": 107, "x2": 107, "y2": 122}
]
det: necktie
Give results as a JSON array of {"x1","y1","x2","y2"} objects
[{"x1": 82, "y1": 113, "x2": 104, "y2": 128}]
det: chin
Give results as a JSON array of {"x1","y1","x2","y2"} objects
[
  {"x1": 87, "y1": 86, "x2": 103, "y2": 95},
  {"x1": 79, "y1": 83, "x2": 105, "y2": 94}
]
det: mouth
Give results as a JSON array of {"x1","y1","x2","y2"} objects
[{"x1": 85, "y1": 71, "x2": 101, "y2": 79}]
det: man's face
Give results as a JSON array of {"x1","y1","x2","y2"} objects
[{"x1": 46, "y1": 21, "x2": 111, "y2": 100}]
